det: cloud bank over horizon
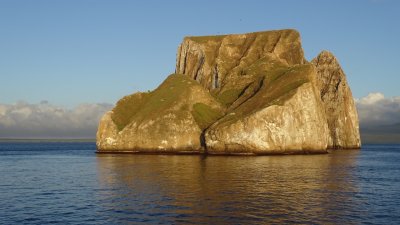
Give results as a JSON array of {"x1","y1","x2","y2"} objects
[
  {"x1": 0, "y1": 92, "x2": 399, "y2": 142},
  {"x1": 356, "y1": 92, "x2": 400, "y2": 127},
  {"x1": 355, "y1": 92, "x2": 400, "y2": 143},
  {"x1": 0, "y1": 101, "x2": 112, "y2": 139}
]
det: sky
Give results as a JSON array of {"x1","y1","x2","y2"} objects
[{"x1": 0, "y1": 0, "x2": 399, "y2": 139}]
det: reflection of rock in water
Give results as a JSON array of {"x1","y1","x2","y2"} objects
[{"x1": 96, "y1": 151, "x2": 360, "y2": 223}]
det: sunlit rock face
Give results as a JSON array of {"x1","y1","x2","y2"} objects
[
  {"x1": 176, "y1": 29, "x2": 305, "y2": 93},
  {"x1": 205, "y1": 81, "x2": 329, "y2": 154},
  {"x1": 96, "y1": 29, "x2": 360, "y2": 154},
  {"x1": 311, "y1": 51, "x2": 361, "y2": 149}
]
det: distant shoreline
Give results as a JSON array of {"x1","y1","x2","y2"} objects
[{"x1": 0, "y1": 138, "x2": 96, "y2": 143}]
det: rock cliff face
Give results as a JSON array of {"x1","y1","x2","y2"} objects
[
  {"x1": 96, "y1": 29, "x2": 361, "y2": 154},
  {"x1": 176, "y1": 30, "x2": 305, "y2": 94},
  {"x1": 311, "y1": 51, "x2": 361, "y2": 149}
]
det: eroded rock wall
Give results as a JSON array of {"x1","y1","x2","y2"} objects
[
  {"x1": 176, "y1": 29, "x2": 305, "y2": 92},
  {"x1": 312, "y1": 51, "x2": 361, "y2": 149}
]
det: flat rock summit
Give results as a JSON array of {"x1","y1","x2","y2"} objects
[{"x1": 96, "y1": 29, "x2": 361, "y2": 155}]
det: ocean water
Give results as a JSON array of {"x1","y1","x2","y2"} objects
[{"x1": 0, "y1": 142, "x2": 399, "y2": 224}]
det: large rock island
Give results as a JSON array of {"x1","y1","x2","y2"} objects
[{"x1": 96, "y1": 29, "x2": 361, "y2": 155}]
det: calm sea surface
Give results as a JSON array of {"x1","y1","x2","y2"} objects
[{"x1": 0, "y1": 142, "x2": 399, "y2": 224}]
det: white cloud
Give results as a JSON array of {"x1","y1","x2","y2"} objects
[
  {"x1": 356, "y1": 92, "x2": 400, "y2": 127},
  {"x1": 0, "y1": 101, "x2": 113, "y2": 138},
  {"x1": 356, "y1": 92, "x2": 385, "y2": 105}
]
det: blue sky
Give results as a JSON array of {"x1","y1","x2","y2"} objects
[
  {"x1": 0, "y1": 0, "x2": 399, "y2": 107},
  {"x1": 0, "y1": 0, "x2": 400, "y2": 139}
]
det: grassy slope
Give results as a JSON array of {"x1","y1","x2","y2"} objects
[
  {"x1": 212, "y1": 88, "x2": 243, "y2": 106},
  {"x1": 191, "y1": 103, "x2": 224, "y2": 130},
  {"x1": 111, "y1": 74, "x2": 223, "y2": 131},
  {"x1": 111, "y1": 92, "x2": 150, "y2": 131},
  {"x1": 216, "y1": 64, "x2": 311, "y2": 125}
]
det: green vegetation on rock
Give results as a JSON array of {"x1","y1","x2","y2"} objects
[
  {"x1": 215, "y1": 89, "x2": 243, "y2": 106},
  {"x1": 215, "y1": 64, "x2": 311, "y2": 126},
  {"x1": 111, "y1": 74, "x2": 221, "y2": 131},
  {"x1": 111, "y1": 93, "x2": 150, "y2": 131},
  {"x1": 254, "y1": 65, "x2": 309, "y2": 106},
  {"x1": 191, "y1": 103, "x2": 223, "y2": 130}
]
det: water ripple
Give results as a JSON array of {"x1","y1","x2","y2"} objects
[{"x1": 0, "y1": 143, "x2": 400, "y2": 224}]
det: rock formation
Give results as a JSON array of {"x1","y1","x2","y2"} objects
[
  {"x1": 311, "y1": 51, "x2": 361, "y2": 149},
  {"x1": 96, "y1": 29, "x2": 361, "y2": 154}
]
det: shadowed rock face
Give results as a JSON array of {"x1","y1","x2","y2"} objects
[
  {"x1": 311, "y1": 51, "x2": 361, "y2": 149},
  {"x1": 96, "y1": 29, "x2": 360, "y2": 154}
]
